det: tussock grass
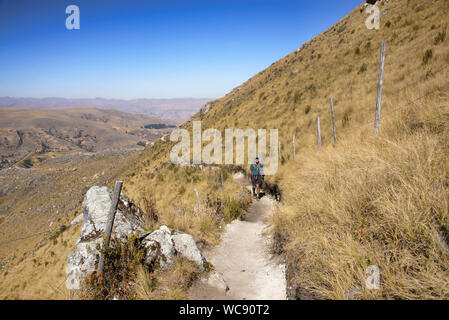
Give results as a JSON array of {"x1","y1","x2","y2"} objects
[{"x1": 135, "y1": 256, "x2": 202, "y2": 300}]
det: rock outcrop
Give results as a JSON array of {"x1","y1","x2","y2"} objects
[
  {"x1": 172, "y1": 233, "x2": 205, "y2": 271},
  {"x1": 199, "y1": 103, "x2": 212, "y2": 117},
  {"x1": 66, "y1": 185, "x2": 207, "y2": 290},
  {"x1": 142, "y1": 225, "x2": 176, "y2": 269}
]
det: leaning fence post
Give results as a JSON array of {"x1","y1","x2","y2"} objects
[
  {"x1": 374, "y1": 40, "x2": 386, "y2": 136},
  {"x1": 317, "y1": 117, "x2": 322, "y2": 150},
  {"x1": 194, "y1": 188, "x2": 201, "y2": 210},
  {"x1": 292, "y1": 134, "x2": 296, "y2": 160},
  {"x1": 329, "y1": 98, "x2": 337, "y2": 146},
  {"x1": 220, "y1": 169, "x2": 224, "y2": 191},
  {"x1": 97, "y1": 180, "x2": 123, "y2": 273}
]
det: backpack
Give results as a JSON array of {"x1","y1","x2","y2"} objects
[{"x1": 251, "y1": 162, "x2": 262, "y2": 176}]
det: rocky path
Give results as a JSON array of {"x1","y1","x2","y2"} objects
[{"x1": 189, "y1": 173, "x2": 286, "y2": 300}]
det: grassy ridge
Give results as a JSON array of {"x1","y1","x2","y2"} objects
[
  {"x1": 153, "y1": 0, "x2": 448, "y2": 299},
  {"x1": 121, "y1": 0, "x2": 449, "y2": 299},
  {"x1": 3, "y1": 0, "x2": 449, "y2": 300}
]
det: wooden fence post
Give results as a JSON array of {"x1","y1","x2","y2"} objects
[
  {"x1": 317, "y1": 117, "x2": 322, "y2": 150},
  {"x1": 220, "y1": 169, "x2": 224, "y2": 192},
  {"x1": 330, "y1": 98, "x2": 337, "y2": 146},
  {"x1": 374, "y1": 40, "x2": 386, "y2": 136},
  {"x1": 194, "y1": 188, "x2": 201, "y2": 210},
  {"x1": 97, "y1": 180, "x2": 123, "y2": 273},
  {"x1": 292, "y1": 134, "x2": 295, "y2": 160}
]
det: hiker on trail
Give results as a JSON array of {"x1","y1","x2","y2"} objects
[{"x1": 249, "y1": 156, "x2": 264, "y2": 199}]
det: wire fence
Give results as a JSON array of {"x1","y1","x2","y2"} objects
[
  {"x1": 343, "y1": 80, "x2": 449, "y2": 132},
  {"x1": 315, "y1": 62, "x2": 449, "y2": 115},
  {"x1": 287, "y1": 48, "x2": 449, "y2": 156}
]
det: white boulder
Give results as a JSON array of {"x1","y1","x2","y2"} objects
[
  {"x1": 172, "y1": 233, "x2": 206, "y2": 271},
  {"x1": 66, "y1": 187, "x2": 207, "y2": 291},
  {"x1": 142, "y1": 226, "x2": 175, "y2": 269},
  {"x1": 66, "y1": 186, "x2": 145, "y2": 290}
]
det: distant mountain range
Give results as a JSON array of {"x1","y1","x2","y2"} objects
[{"x1": 0, "y1": 97, "x2": 211, "y2": 121}]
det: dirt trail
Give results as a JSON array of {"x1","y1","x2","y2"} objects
[{"x1": 189, "y1": 173, "x2": 286, "y2": 300}]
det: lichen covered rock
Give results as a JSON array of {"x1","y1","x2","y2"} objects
[
  {"x1": 66, "y1": 186, "x2": 207, "y2": 291},
  {"x1": 66, "y1": 186, "x2": 145, "y2": 290}
]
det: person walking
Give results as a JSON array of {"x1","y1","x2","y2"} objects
[{"x1": 249, "y1": 156, "x2": 264, "y2": 199}]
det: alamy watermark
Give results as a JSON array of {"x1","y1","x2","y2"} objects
[
  {"x1": 169, "y1": 121, "x2": 279, "y2": 175},
  {"x1": 365, "y1": 4, "x2": 380, "y2": 30},
  {"x1": 365, "y1": 265, "x2": 380, "y2": 290},
  {"x1": 66, "y1": 5, "x2": 80, "y2": 30}
]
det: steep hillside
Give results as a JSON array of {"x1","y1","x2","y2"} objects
[
  {"x1": 193, "y1": 0, "x2": 448, "y2": 150},
  {"x1": 0, "y1": 107, "x2": 176, "y2": 168},
  {"x1": 130, "y1": 0, "x2": 449, "y2": 200},
  {"x1": 2, "y1": 0, "x2": 448, "y2": 300},
  {"x1": 123, "y1": 0, "x2": 449, "y2": 299}
]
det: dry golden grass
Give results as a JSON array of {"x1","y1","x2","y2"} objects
[
  {"x1": 2, "y1": 0, "x2": 449, "y2": 300},
  {"x1": 125, "y1": 162, "x2": 251, "y2": 246},
  {"x1": 271, "y1": 79, "x2": 449, "y2": 299},
  {"x1": 177, "y1": 0, "x2": 449, "y2": 299},
  {"x1": 192, "y1": 0, "x2": 449, "y2": 162},
  {"x1": 135, "y1": 257, "x2": 202, "y2": 300},
  {"x1": 0, "y1": 224, "x2": 81, "y2": 299}
]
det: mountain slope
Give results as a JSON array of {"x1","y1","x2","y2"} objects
[
  {"x1": 125, "y1": 0, "x2": 449, "y2": 299},
  {"x1": 1, "y1": 0, "x2": 448, "y2": 300}
]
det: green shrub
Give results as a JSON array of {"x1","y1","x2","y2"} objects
[
  {"x1": 342, "y1": 107, "x2": 353, "y2": 127},
  {"x1": 358, "y1": 63, "x2": 368, "y2": 74},
  {"x1": 293, "y1": 91, "x2": 302, "y2": 104},
  {"x1": 422, "y1": 49, "x2": 433, "y2": 65},
  {"x1": 223, "y1": 199, "x2": 244, "y2": 223},
  {"x1": 434, "y1": 29, "x2": 446, "y2": 45},
  {"x1": 306, "y1": 84, "x2": 317, "y2": 97},
  {"x1": 19, "y1": 159, "x2": 33, "y2": 168},
  {"x1": 304, "y1": 105, "x2": 311, "y2": 114},
  {"x1": 337, "y1": 24, "x2": 346, "y2": 34},
  {"x1": 82, "y1": 233, "x2": 146, "y2": 300},
  {"x1": 281, "y1": 155, "x2": 286, "y2": 165}
]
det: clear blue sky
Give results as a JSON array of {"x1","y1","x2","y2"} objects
[{"x1": 0, "y1": 0, "x2": 362, "y2": 99}]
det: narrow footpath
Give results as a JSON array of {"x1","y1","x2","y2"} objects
[{"x1": 189, "y1": 172, "x2": 286, "y2": 300}]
